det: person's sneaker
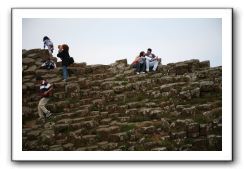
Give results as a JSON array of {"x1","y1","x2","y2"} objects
[
  {"x1": 136, "y1": 72, "x2": 140, "y2": 75},
  {"x1": 140, "y1": 72, "x2": 145, "y2": 74},
  {"x1": 45, "y1": 112, "x2": 52, "y2": 118}
]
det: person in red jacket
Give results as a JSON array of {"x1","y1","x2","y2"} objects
[
  {"x1": 131, "y1": 51, "x2": 146, "y2": 74},
  {"x1": 36, "y1": 76, "x2": 53, "y2": 122}
]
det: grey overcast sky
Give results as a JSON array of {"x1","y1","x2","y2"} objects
[{"x1": 22, "y1": 18, "x2": 222, "y2": 66}]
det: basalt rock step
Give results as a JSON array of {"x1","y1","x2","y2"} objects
[{"x1": 22, "y1": 49, "x2": 222, "y2": 151}]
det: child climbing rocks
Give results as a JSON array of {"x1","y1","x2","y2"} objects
[
  {"x1": 36, "y1": 76, "x2": 53, "y2": 123},
  {"x1": 43, "y1": 36, "x2": 54, "y2": 54}
]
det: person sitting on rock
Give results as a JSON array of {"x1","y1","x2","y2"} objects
[
  {"x1": 40, "y1": 57, "x2": 56, "y2": 70},
  {"x1": 36, "y1": 76, "x2": 53, "y2": 123},
  {"x1": 131, "y1": 51, "x2": 146, "y2": 74},
  {"x1": 144, "y1": 48, "x2": 160, "y2": 72},
  {"x1": 57, "y1": 44, "x2": 70, "y2": 82},
  {"x1": 43, "y1": 36, "x2": 54, "y2": 54}
]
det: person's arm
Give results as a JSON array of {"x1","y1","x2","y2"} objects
[
  {"x1": 135, "y1": 56, "x2": 141, "y2": 62},
  {"x1": 43, "y1": 84, "x2": 53, "y2": 95},
  {"x1": 145, "y1": 56, "x2": 152, "y2": 61},
  {"x1": 42, "y1": 62, "x2": 46, "y2": 66},
  {"x1": 57, "y1": 52, "x2": 63, "y2": 59},
  {"x1": 151, "y1": 54, "x2": 159, "y2": 61},
  {"x1": 132, "y1": 56, "x2": 140, "y2": 65},
  {"x1": 40, "y1": 89, "x2": 48, "y2": 97}
]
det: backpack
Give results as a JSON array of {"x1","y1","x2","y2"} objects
[{"x1": 69, "y1": 57, "x2": 74, "y2": 65}]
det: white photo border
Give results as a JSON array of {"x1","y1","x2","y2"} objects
[{"x1": 12, "y1": 8, "x2": 233, "y2": 161}]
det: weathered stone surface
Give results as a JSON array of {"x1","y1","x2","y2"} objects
[
  {"x1": 200, "y1": 81, "x2": 214, "y2": 92},
  {"x1": 110, "y1": 132, "x2": 128, "y2": 142},
  {"x1": 175, "y1": 63, "x2": 189, "y2": 75},
  {"x1": 179, "y1": 90, "x2": 191, "y2": 100},
  {"x1": 25, "y1": 65, "x2": 37, "y2": 74},
  {"x1": 151, "y1": 147, "x2": 167, "y2": 151},
  {"x1": 40, "y1": 129, "x2": 55, "y2": 144},
  {"x1": 192, "y1": 138, "x2": 208, "y2": 150},
  {"x1": 187, "y1": 123, "x2": 199, "y2": 133},
  {"x1": 187, "y1": 123, "x2": 200, "y2": 138},
  {"x1": 141, "y1": 126, "x2": 155, "y2": 134},
  {"x1": 170, "y1": 119, "x2": 190, "y2": 132},
  {"x1": 23, "y1": 140, "x2": 39, "y2": 150},
  {"x1": 116, "y1": 59, "x2": 127, "y2": 65},
  {"x1": 26, "y1": 130, "x2": 42, "y2": 139},
  {"x1": 96, "y1": 126, "x2": 120, "y2": 137},
  {"x1": 182, "y1": 106, "x2": 196, "y2": 116},
  {"x1": 190, "y1": 87, "x2": 200, "y2": 97},
  {"x1": 53, "y1": 92, "x2": 66, "y2": 99},
  {"x1": 22, "y1": 49, "x2": 222, "y2": 151},
  {"x1": 114, "y1": 94, "x2": 126, "y2": 102},
  {"x1": 65, "y1": 83, "x2": 80, "y2": 93},
  {"x1": 81, "y1": 120, "x2": 97, "y2": 129},
  {"x1": 106, "y1": 142, "x2": 119, "y2": 150},
  {"x1": 203, "y1": 107, "x2": 222, "y2": 120},
  {"x1": 160, "y1": 82, "x2": 186, "y2": 92},
  {"x1": 161, "y1": 118, "x2": 170, "y2": 132},
  {"x1": 92, "y1": 99, "x2": 105, "y2": 106},
  {"x1": 199, "y1": 60, "x2": 210, "y2": 68},
  {"x1": 23, "y1": 58, "x2": 35, "y2": 65},
  {"x1": 49, "y1": 77, "x2": 62, "y2": 83},
  {"x1": 63, "y1": 143, "x2": 74, "y2": 150},
  {"x1": 49, "y1": 145, "x2": 64, "y2": 151},
  {"x1": 170, "y1": 131, "x2": 187, "y2": 139},
  {"x1": 113, "y1": 86, "x2": 125, "y2": 94},
  {"x1": 82, "y1": 135, "x2": 97, "y2": 144},
  {"x1": 207, "y1": 135, "x2": 222, "y2": 150},
  {"x1": 100, "y1": 118, "x2": 112, "y2": 125},
  {"x1": 125, "y1": 108, "x2": 138, "y2": 115},
  {"x1": 54, "y1": 124, "x2": 69, "y2": 133}
]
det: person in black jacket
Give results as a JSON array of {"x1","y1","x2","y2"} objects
[{"x1": 57, "y1": 44, "x2": 70, "y2": 82}]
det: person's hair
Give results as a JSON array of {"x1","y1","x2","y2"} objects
[
  {"x1": 36, "y1": 76, "x2": 43, "y2": 81},
  {"x1": 147, "y1": 48, "x2": 152, "y2": 52},
  {"x1": 43, "y1": 36, "x2": 50, "y2": 41},
  {"x1": 62, "y1": 44, "x2": 69, "y2": 52},
  {"x1": 139, "y1": 51, "x2": 145, "y2": 57}
]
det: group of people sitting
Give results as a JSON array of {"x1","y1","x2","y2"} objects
[{"x1": 131, "y1": 48, "x2": 161, "y2": 74}]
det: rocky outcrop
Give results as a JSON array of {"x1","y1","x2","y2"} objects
[{"x1": 22, "y1": 49, "x2": 222, "y2": 151}]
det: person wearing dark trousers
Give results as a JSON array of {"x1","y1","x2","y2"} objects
[
  {"x1": 131, "y1": 51, "x2": 146, "y2": 74},
  {"x1": 57, "y1": 44, "x2": 70, "y2": 82}
]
